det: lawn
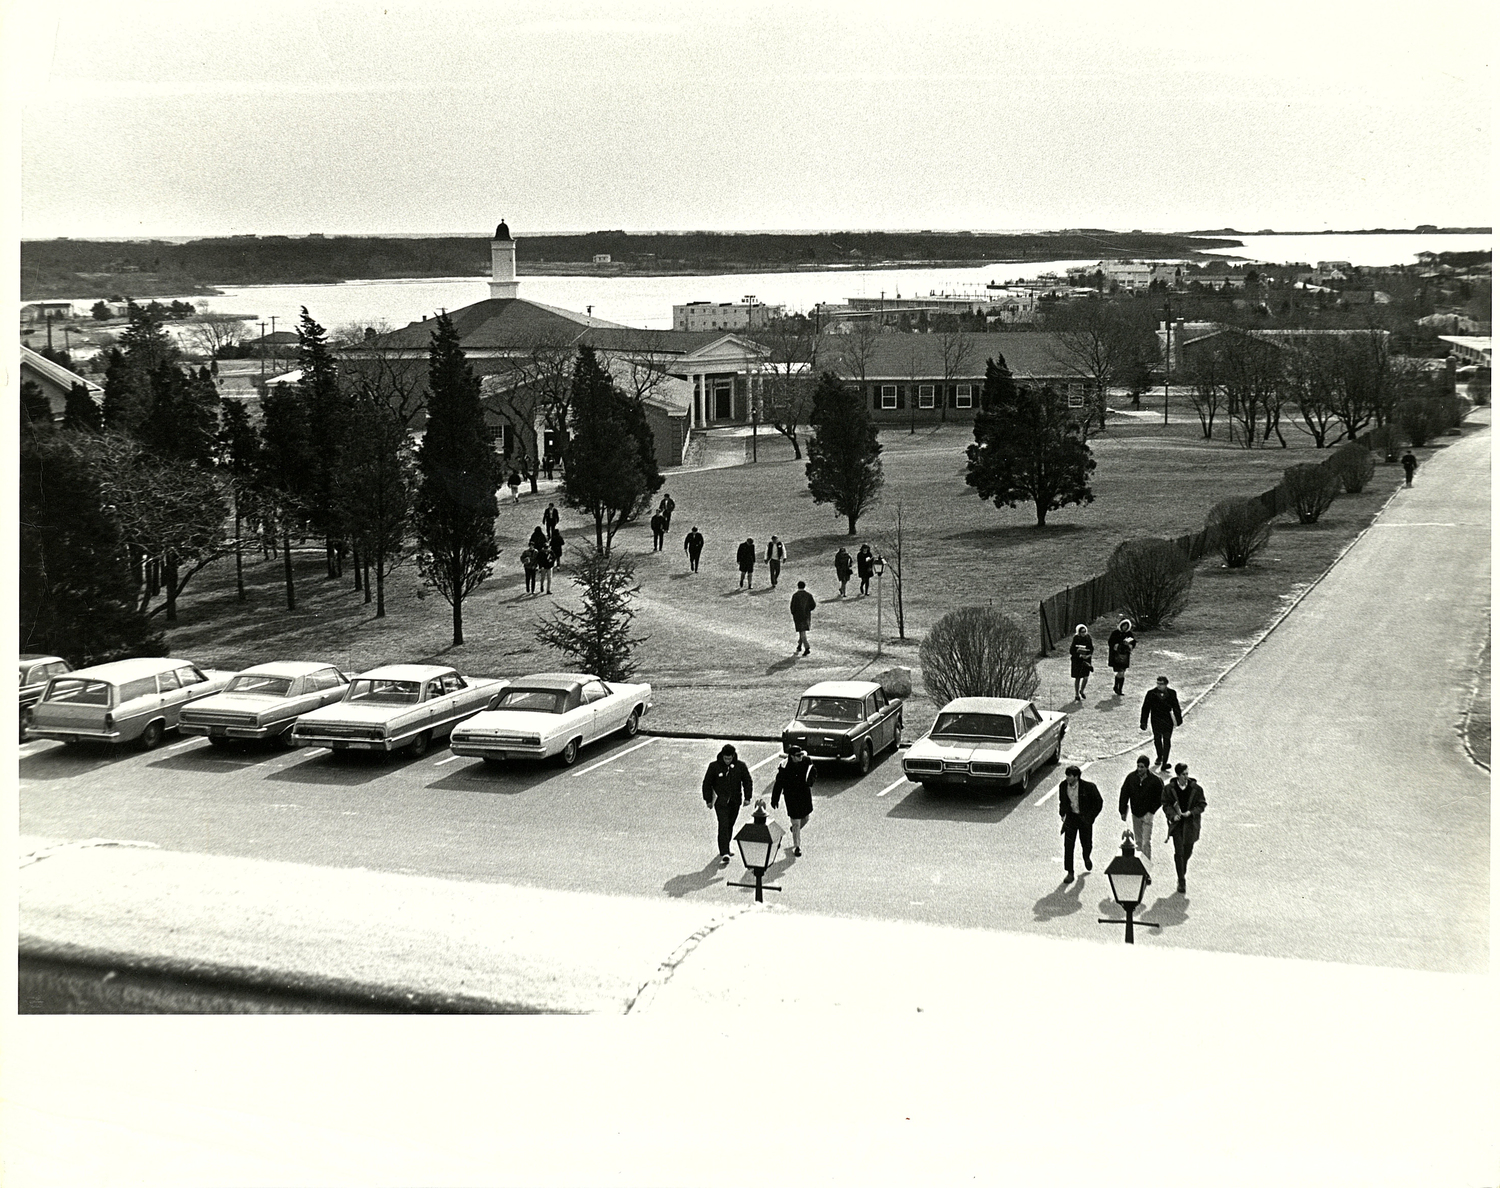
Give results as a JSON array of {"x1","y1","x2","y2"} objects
[{"x1": 164, "y1": 407, "x2": 1422, "y2": 759}]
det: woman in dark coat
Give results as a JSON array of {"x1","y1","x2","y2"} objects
[
  {"x1": 856, "y1": 544, "x2": 875, "y2": 596},
  {"x1": 1070, "y1": 624, "x2": 1095, "y2": 701},
  {"x1": 834, "y1": 546, "x2": 853, "y2": 597},
  {"x1": 1106, "y1": 618, "x2": 1136, "y2": 697},
  {"x1": 771, "y1": 744, "x2": 817, "y2": 856}
]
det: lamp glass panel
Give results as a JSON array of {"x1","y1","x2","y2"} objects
[
  {"x1": 1108, "y1": 871, "x2": 1146, "y2": 907},
  {"x1": 738, "y1": 837, "x2": 771, "y2": 869}
]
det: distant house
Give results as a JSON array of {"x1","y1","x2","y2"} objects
[
  {"x1": 19, "y1": 344, "x2": 103, "y2": 420},
  {"x1": 20, "y1": 301, "x2": 75, "y2": 325},
  {"x1": 592, "y1": 253, "x2": 612, "y2": 265}
]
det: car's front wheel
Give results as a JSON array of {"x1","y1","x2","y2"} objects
[
  {"x1": 855, "y1": 741, "x2": 873, "y2": 776},
  {"x1": 408, "y1": 730, "x2": 431, "y2": 759},
  {"x1": 623, "y1": 707, "x2": 641, "y2": 738},
  {"x1": 19, "y1": 707, "x2": 33, "y2": 741},
  {"x1": 559, "y1": 738, "x2": 581, "y2": 767},
  {"x1": 891, "y1": 714, "x2": 904, "y2": 751},
  {"x1": 139, "y1": 720, "x2": 165, "y2": 751}
]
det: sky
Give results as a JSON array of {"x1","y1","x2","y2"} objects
[{"x1": 6, "y1": 1, "x2": 1496, "y2": 239}]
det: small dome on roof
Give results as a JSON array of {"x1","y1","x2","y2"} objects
[{"x1": 494, "y1": 220, "x2": 511, "y2": 241}]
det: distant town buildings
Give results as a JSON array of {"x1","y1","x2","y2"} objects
[{"x1": 672, "y1": 300, "x2": 784, "y2": 332}]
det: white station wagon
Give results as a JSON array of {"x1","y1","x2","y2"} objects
[
  {"x1": 28, "y1": 657, "x2": 236, "y2": 749},
  {"x1": 449, "y1": 672, "x2": 653, "y2": 767},
  {"x1": 178, "y1": 662, "x2": 352, "y2": 747},
  {"x1": 291, "y1": 664, "x2": 507, "y2": 757},
  {"x1": 902, "y1": 697, "x2": 1067, "y2": 791}
]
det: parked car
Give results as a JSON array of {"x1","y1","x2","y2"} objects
[
  {"x1": 28, "y1": 657, "x2": 236, "y2": 750},
  {"x1": 780, "y1": 679, "x2": 903, "y2": 775},
  {"x1": 901, "y1": 697, "x2": 1066, "y2": 790},
  {"x1": 290, "y1": 664, "x2": 507, "y2": 757},
  {"x1": 449, "y1": 672, "x2": 653, "y2": 767},
  {"x1": 178, "y1": 662, "x2": 352, "y2": 747},
  {"x1": 20, "y1": 654, "x2": 72, "y2": 739}
]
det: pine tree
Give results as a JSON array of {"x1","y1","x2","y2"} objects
[
  {"x1": 335, "y1": 391, "x2": 413, "y2": 618},
  {"x1": 535, "y1": 549, "x2": 646, "y2": 681},
  {"x1": 559, "y1": 345, "x2": 658, "y2": 554},
  {"x1": 804, "y1": 370, "x2": 883, "y2": 535},
  {"x1": 294, "y1": 307, "x2": 351, "y2": 577},
  {"x1": 217, "y1": 400, "x2": 261, "y2": 602},
  {"x1": 414, "y1": 312, "x2": 500, "y2": 646},
  {"x1": 63, "y1": 383, "x2": 103, "y2": 433},
  {"x1": 965, "y1": 355, "x2": 1096, "y2": 527},
  {"x1": 258, "y1": 387, "x2": 317, "y2": 610}
]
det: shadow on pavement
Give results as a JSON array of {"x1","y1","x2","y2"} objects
[
  {"x1": 427, "y1": 762, "x2": 567, "y2": 795},
  {"x1": 147, "y1": 743, "x2": 294, "y2": 773},
  {"x1": 1139, "y1": 893, "x2": 1189, "y2": 929},
  {"x1": 663, "y1": 857, "x2": 727, "y2": 898},
  {"x1": 764, "y1": 655, "x2": 799, "y2": 675},
  {"x1": 18, "y1": 744, "x2": 128, "y2": 780},
  {"x1": 1033, "y1": 874, "x2": 1089, "y2": 921},
  {"x1": 884, "y1": 784, "x2": 1025, "y2": 823},
  {"x1": 259, "y1": 751, "x2": 414, "y2": 787}
]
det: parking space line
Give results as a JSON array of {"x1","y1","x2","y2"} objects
[
  {"x1": 162, "y1": 736, "x2": 198, "y2": 750},
  {"x1": 876, "y1": 776, "x2": 909, "y2": 798},
  {"x1": 1034, "y1": 784, "x2": 1059, "y2": 806},
  {"x1": 434, "y1": 755, "x2": 464, "y2": 766},
  {"x1": 748, "y1": 750, "x2": 784, "y2": 773},
  {"x1": 574, "y1": 736, "x2": 659, "y2": 777}
]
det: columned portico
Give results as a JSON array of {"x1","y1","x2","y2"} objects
[{"x1": 671, "y1": 334, "x2": 770, "y2": 428}]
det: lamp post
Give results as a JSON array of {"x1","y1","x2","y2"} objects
[
  {"x1": 1098, "y1": 833, "x2": 1161, "y2": 944},
  {"x1": 874, "y1": 554, "x2": 886, "y2": 657},
  {"x1": 728, "y1": 800, "x2": 785, "y2": 903}
]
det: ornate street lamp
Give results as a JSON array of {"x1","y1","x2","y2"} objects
[
  {"x1": 874, "y1": 554, "x2": 886, "y2": 657},
  {"x1": 729, "y1": 799, "x2": 784, "y2": 903},
  {"x1": 1098, "y1": 832, "x2": 1161, "y2": 944}
]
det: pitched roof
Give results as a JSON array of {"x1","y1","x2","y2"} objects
[{"x1": 19, "y1": 345, "x2": 104, "y2": 396}]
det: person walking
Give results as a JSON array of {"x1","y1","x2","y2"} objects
[
  {"x1": 790, "y1": 581, "x2": 816, "y2": 656},
  {"x1": 1118, "y1": 754, "x2": 1164, "y2": 861},
  {"x1": 1140, "y1": 675, "x2": 1184, "y2": 771},
  {"x1": 771, "y1": 744, "x2": 817, "y2": 856},
  {"x1": 659, "y1": 492, "x2": 675, "y2": 530},
  {"x1": 1107, "y1": 618, "x2": 1137, "y2": 697},
  {"x1": 650, "y1": 510, "x2": 666, "y2": 552},
  {"x1": 683, "y1": 526, "x2": 705, "y2": 573},
  {"x1": 765, "y1": 535, "x2": 787, "y2": 588},
  {"x1": 834, "y1": 546, "x2": 853, "y2": 597},
  {"x1": 520, "y1": 545, "x2": 538, "y2": 595},
  {"x1": 1401, "y1": 450, "x2": 1418, "y2": 487},
  {"x1": 548, "y1": 525, "x2": 565, "y2": 569},
  {"x1": 1162, "y1": 762, "x2": 1207, "y2": 893},
  {"x1": 542, "y1": 502, "x2": 560, "y2": 534},
  {"x1": 535, "y1": 542, "x2": 553, "y2": 594},
  {"x1": 856, "y1": 544, "x2": 875, "y2": 596},
  {"x1": 507, "y1": 470, "x2": 522, "y2": 505},
  {"x1": 737, "y1": 538, "x2": 757, "y2": 589},
  {"x1": 1057, "y1": 764, "x2": 1103, "y2": 884},
  {"x1": 701, "y1": 743, "x2": 754, "y2": 864},
  {"x1": 528, "y1": 524, "x2": 549, "y2": 555},
  {"x1": 1070, "y1": 624, "x2": 1095, "y2": 701}
]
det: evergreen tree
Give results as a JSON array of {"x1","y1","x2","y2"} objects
[
  {"x1": 535, "y1": 549, "x2": 646, "y2": 681},
  {"x1": 559, "y1": 345, "x2": 659, "y2": 554},
  {"x1": 335, "y1": 391, "x2": 413, "y2": 618},
  {"x1": 63, "y1": 383, "x2": 103, "y2": 433},
  {"x1": 294, "y1": 307, "x2": 351, "y2": 576},
  {"x1": 414, "y1": 312, "x2": 500, "y2": 646},
  {"x1": 804, "y1": 370, "x2": 884, "y2": 535},
  {"x1": 965, "y1": 355, "x2": 1096, "y2": 527},
  {"x1": 20, "y1": 380, "x2": 53, "y2": 432},
  {"x1": 258, "y1": 387, "x2": 317, "y2": 610},
  {"x1": 217, "y1": 400, "x2": 261, "y2": 603},
  {"x1": 138, "y1": 361, "x2": 220, "y2": 465}
]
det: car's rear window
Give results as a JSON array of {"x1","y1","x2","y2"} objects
[
  {"x1": 44, "y1": 678, "x2": 112, "y2": 706},
  {"x1": 494, "y1": 688, "x2": 568, "y2": 713},
  {"x1": 347, "y1": 679, "x2": 420, "y2": 704},
  {"x1": 227, "y1": 674, "x2": 293, "y2": 697},
  {"x1": 932, "y1": 712, "x2": 1017, "y2": 742},
  {"x1": 797, "y1": 697, "x2": 863, "y2": 723}
]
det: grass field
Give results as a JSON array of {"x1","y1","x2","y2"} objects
[{"x1": 165, "y1": 403, "x2": 1426, "y2": 759}]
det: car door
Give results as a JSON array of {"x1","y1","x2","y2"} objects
[
  {"x1": 175, "y1": 665, "x2": 216, "y2": 709},
  {"x1": 579, "y1": 680, "x2": 610, "y2": 742},
  {"x1": 115, "y1": 675, "x2": 164, "y2": 738},
  {"x1": 315, "y1": 668, "x2": 350, "y2": 709},
  {"x1": 155, "y1": 667, "x2": 189, "y2": 726},
  {"x1": 594, "y1": 682, "x2": 628, "y2": 734},
  {"x1": 421, "y1": 678, "x2": 447, "y2": 736},
  {"x1": 435, "y1": 673, "x2": 472, "y2": 736}
]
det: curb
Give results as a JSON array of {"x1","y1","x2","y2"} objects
[{"x1": 1079, "y1": 481, "x2": 1406, "y2": 772}]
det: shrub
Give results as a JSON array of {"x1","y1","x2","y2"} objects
[
  {"x1": 1367, "y1": 423, "x2": 1401, "y2": 461},
  {"x1": 919, "y1": 607, "x2": 1039, "y2": 705},
  {"x1": 1331, "y1": 440, "x2": 1375, "y2": 493},
  {"x1": 1398, "y1": 399, "x2": 1435, "y2": 448},
  {"x1": 1206, "y1": 497, "x2": 1273, "y2": 568},
  {"x1": 1281, "y1": 462, "x2": 1340, "y2": 524},
  {"x1": 1106, "y1": 538, "x2": 1194, "y2": 629}
]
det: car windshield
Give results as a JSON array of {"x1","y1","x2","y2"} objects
[
  {"x1": 226, "y1": 674, "x2": 293, "y2": 697},
  {"x1": 796, "y1": 696, "x2": 863, "y2": 723},
  {"x1": 493, "y1": 688, "x2": 568, "y2": 713},
  {"x1": 44, "y1": 678, "x2": 112, "y2": 707},
  {"x1": 932, "y1": 712, "x2": 1017, "y2": 742},
  {"x1": 347, "y1": 679, "x2": 421, "y2": 704}
]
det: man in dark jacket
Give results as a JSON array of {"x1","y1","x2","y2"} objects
[
  {"x1": 834, "y1": 546, "x2": 853, "y2": 597},
  {"x1": 542, "y1": 502, "x2": 560, "y2": 533},
  {"x1": 1118, "y1": 754, "x2": 1164, "y2": 860},
  {"x1": 1058, "y1": 764, "x2": 1103, "y2": 883},
  {"x1": 1140, "y1": 675, "x2": 1184, "y2": 771},
  {"x1": 659, "y1": 492, "x2": 675, "y2": 529},
  {"x1": 737, "y1": 538, "x2": 757, "y2": 589},
  {"x1": 1401, "y1": 451, "x2": 1418, "y2": 487},
  {"x1": 765, "y1": 535, "x2": 786, "y2": 588},
  {"x1": 771, "y1": 744, "x2": 817, "y2": 856},
  {"x1": 702, "y1": 744, "x2": 754, "y2": 863},
  {"x1": 683, "y1": 526, "x2": 705, "y2": 573},
  {"x1": 1162, "y1": 762, "x2": 1207, "y2": 893},
  {"x1": 649, "y1": 510, "x2": 666, "y2": 551},
  {"x1": 548, "y1": 526, "x2": 565, "y2": 568},
  {"x1": 790, "y1": 581, "x2": 816, "y2": 656}
]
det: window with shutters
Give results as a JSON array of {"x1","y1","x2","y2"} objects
[
  {"x1": 918, "y1": 384, "x2": 935, "y2": 409},
  {"x1": 955, "y1": 384, "x2": 973, "y2": 409},
  {"x1": 880, "y1": 385, "x2": 897, "y2": 409}
]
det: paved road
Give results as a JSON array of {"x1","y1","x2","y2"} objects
[{"x1": 19, "y1": 423, "x2": 1489, "y2": 972}]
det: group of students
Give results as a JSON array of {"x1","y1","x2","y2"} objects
[
  {"x1": 1067, "y1": 618, "x2": 1144, "y2": 701},
  {"x1": 1056, "y1": 757, "x2": 1206, "y2": 894},
  {"x1": 519, "y1": 502, "x2": 566, "y2": 595},
  {"x1": 701, "y1": 743, "x2": 816, "y2": 863}
]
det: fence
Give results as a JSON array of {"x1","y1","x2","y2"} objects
[{"x1": 1036, "y1": 452, "x2": 1337, "y2": 654}]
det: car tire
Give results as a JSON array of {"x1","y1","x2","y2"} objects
[
  {"x1": 408, "y1": 730, "x2": 431, "y2": 759},
  {"x1": 482, "y1": 756, "x2": 506, "y2": 768},
  {"x1": 19, "y1": 707, "x2": 33, "y2": 741},
  {"x1": 275, "y1": 726, "x2": 298, "y2": 749},
  {"x1": 623, "y1": 708, "x2": 641, "y2": 738},
  {"x1": 1051, "y1": 736, "x2": 1063, "y2": 765},
  {"x1": 892, "y1": 714, "x2": 904, "y2": 751},
  {"x1": 559, "y1": 738, "x2": 581, "y2": 767},
  {"x1": 139, "y1": 720, "x2": 165, "y2": 751},
  {"x1": 856, "y1": 741, "x2": 873, "y2": 776},
  {"x1": 206, "y1": 736, "x2": 232, "y2": 749}
]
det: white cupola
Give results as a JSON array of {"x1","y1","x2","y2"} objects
[{"x1": 489, "y1": 219, "x2": 518, "y2": 299}]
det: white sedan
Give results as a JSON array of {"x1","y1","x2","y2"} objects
[
  {"x1": 449, "y1": 672, "x2": 652, "y2": 767},
  {"x1": 902, "y1": 697, "x2": 1067, "y2": 790},
  {"x1": 291, "y1": 664, "x2": 507, "y2": 757}
]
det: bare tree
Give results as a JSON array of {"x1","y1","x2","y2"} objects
[
  {"x1": 183, "y1": 312, "x2": 252, "y2": 359},
  {"x1": 748, "y1": 319, "x2": 817, "y2": 457},
  {"x1": 937, "y1": 328, "x2": 974, "y2": 423},
  {"x1": 835, "y1": 316, "x2": 882, "y2": 388},
  {"x1": 1045, "y1": 299, "x2": 1128, "y2": 433},
  {"x1": 1181, "y1": 341, "x2": 1225, "y2": 439},
  {"x1": 1284, "y1": 338, "x2": 1344, "y2": 448},
  {"x1": 919, "y1": 607, "x2": 1039, "y2": 703},
  {"x1": 880, "y1": 500, "x2": 908, "y2": 640},
  {"x1": 1107, "y1": 539, "x2": 1193, "y2": 629}
]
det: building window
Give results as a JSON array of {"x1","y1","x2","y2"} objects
[
  {"x1": 955, "y1": 384, "x2": 973, "y2": 409},
  {"x1": 918, "y1": 384, "x2": 935, "y2": 409},
  {"x1": 1067, "y1": 385, "x2": 1086, "y2": 409},
  {"x1": 880, "y1": 385, "x2": 898, "y2": 409}
]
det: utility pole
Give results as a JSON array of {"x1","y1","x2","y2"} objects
[
  {"x1": 1162, "y1": 294, "x2": 1172, "y2": 426},
  {"x1": 259, "y1": 321, "x2": 268, "y2": 381}
]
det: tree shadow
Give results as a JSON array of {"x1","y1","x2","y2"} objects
[
  {"x1": 944, "y1": 522, "x2": 1087, "y2": 547},
  {"x1": 1033, "y1": 873, "x2": 1089, "y2": 921},
  {"x1": 663, "y1": 857, "x2": 727, "y2": 898},
  {"x1": 764, "y1": 656, "x2": 800, "y2": 675},
  {"x1": 884, "y1": 784, "x2": 1026, "y2": 823}
]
